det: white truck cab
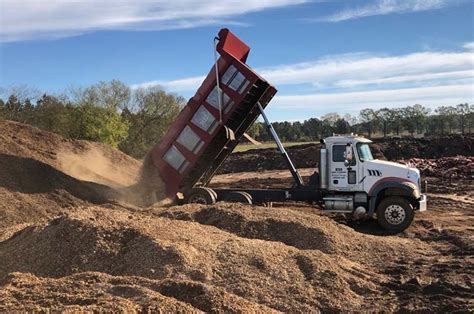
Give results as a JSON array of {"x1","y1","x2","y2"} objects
[{"x1": 319, "y1": 135, "x2": 427, "y2": 231}]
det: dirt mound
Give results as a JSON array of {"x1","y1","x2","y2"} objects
[
  {"x1": 0, "y1": 272, "x2": 196, "y2": 312},
  {"x1": 0, "y1": 120, "x2": 147, "y2": 228},
  {"x1": 155, "y1": 203, "x2": 414, "y2": 263},
  {"x1": 1, "y1": 119, "x2": 472, "y2": 311},
  {"x1": 2, "y1": 203, "x2": 472, "y2": 311},
  {"x1": 0, "y1": 120, "x2": 141, "y2": 186},
  {"x1": 373, "y1": 135, "x2": 473, "y2": 160},
  {"x1": 0, "y1": 272, "x2": 279, "y2": 313},
  {"x1": 403, "y1": 156, "x2": 474, "y2": 179},
  {"x1": 0, "y1": 205, "x2": 395, "y2": 312}
]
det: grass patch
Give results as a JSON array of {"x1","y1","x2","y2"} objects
[{"x1": 233, "y1": 141, "x2": 316, "y2": 153}]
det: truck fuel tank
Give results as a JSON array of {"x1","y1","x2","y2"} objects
[{"x1": 323, "y1": 196, "x2": 354, "y2": 212}]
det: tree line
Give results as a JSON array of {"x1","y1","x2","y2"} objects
[
  {"x1": 1, "y1": 80, "x2": 472, "y2": 158},
  {"x1": 248, "y1": 104, "x2": 473, "y2": 142},
  {"x1": 0, "y1": 80, "x2": 184, "y2": 158}
]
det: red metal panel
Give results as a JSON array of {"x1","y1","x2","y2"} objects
[
  {"x1": 149, "y1": 28, "x2": 276, "y2": 197},
  {"x1": 217, "y1": 28, "x2": 250, "y2": 63}
]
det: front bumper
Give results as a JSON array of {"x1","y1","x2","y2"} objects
[{"x1": 418, "y1": 194, "x2": 427, "y2": 211}]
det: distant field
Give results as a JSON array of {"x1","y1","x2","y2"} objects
[{"x1": 234, "y1": 141, "x2": 315, "y2": 152}]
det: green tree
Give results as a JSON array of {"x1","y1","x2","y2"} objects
[
  {"x1": 467, "y1": 104, "x2": 474, "y2": 134},
  {"x1": 456, "y1": 103, "x2": 471, "y2": 134},
  {"x1": 71, "y1": 79, "x2": 130, "y2": 110},
  {"x1": 302, "y1": 117, "x2": 321, "y2": 140},
  {"x1": 291, "y1": 121, "x2": 304, "y2": 141},
  {"x1": 70, "y1": 104, "x2": 129, "y2": 148},
  {"x1": 0, "y1": 98, "x2": 5, "y2": 119},
  {"x1": 247, "y1": 121, "x2": 263, "y2": 139},
  {"x1": 401, "y1": 105, "x2": 430, "y2": 136},
  {"x1": 4, "y1": 94, "x2": 22, "y2": 121},
  {"x1": 390, "y1": 108, "x2": 404, "y2": 135},
  {"x1": 436, "y1": 106, "x2": 457, "y2": 134},
  {"x1": 34, "y1": 94, "x2": 72, "y2": 136},
  {"x1": 334, "y1": 118, "x2": 350, "y2": 134},
  {"x1": 376, "y1": 108, "x2": 393, "y2": 137},
  {"x1": 359, "y1": 108, "x2": 378, "y2": 138},
  {"x1": 119, "y1": 86, "x2": 183, "y2": 157},
  {"x1": 426, "y1": 114, "x2": 443, "y2": 135}
]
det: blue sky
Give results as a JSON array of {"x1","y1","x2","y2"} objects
[{"x1": 0, "y1": 0, "x2": 473, "y2": 121}]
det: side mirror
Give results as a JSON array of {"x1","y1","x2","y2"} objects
[{"x1": 344, "y1": 144, "x2": 353, "y2": 167}]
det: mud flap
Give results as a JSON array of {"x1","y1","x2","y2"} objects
[{"x1": 418, "y1": 194, "x2": 427, "y2": 211}]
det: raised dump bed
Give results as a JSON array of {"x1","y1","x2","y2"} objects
[{"x1": 149, "y1": 28, "x2": 277, "y2": 198}]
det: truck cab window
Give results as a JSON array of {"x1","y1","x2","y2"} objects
[
  {"x1": 332, "y1": 145, "x2": 356, "y2": 165},
  {"x1": 332, "y1": 145, "x2": 346, "y2": 162},
  {"x1": 357, "y1": 143, "x2": 374, "y2": 161}
]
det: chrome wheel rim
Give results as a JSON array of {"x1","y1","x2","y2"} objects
[{"x1": 385, "y1": 204, "x2": 406, "y2": 225}]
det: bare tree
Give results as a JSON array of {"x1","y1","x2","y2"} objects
[{"x1": 456, "y1": 103, "x2": 471, "y2": 134}]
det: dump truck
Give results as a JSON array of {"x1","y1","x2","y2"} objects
[{"x1": 148, "y1": 28, "x2": 427, "y2": 232}]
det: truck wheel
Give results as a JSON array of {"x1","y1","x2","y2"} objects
[
  {"x1": 376, "y1": 196, "x2": 414, "y2": 232},
  {"x1": 223, "y1": 191, "x2": 252, "y2": 204},
  {"x1": 202, "y1": 187, "x2": 218, "y2": 201},
  {"x1": 187, "y1": 187, "x2": 216, "y2": 205}
]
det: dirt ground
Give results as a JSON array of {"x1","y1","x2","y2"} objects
[{"x1": 0, "y1": 120, "x2": 472, "y2": 312}]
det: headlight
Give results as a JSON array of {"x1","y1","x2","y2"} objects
[{"x1": 413, "y1": 170, "x2": 421, "y2": 190}]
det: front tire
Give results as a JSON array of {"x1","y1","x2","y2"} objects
[{"x1": 376, "y1": 196, "x2": 414, "y2": 232}]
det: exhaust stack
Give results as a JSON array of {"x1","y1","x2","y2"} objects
[{"x1": 320, "y1": 148, "x2": 328, "y2": 189}]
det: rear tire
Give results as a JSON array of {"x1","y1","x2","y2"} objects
[
  {"x1": 222, "y1": 191, "x2": 253, "y2": 204},
  {"x1": 186, "y1": 187, "x2": 216, "y2": 205},
  {"x1": 202, "y1": 187, "x2": 218, "y2": 201},
  {"x1": 376, "y1": 196, "x2": 414, "y2": 232}
]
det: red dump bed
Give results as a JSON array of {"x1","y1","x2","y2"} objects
[{"x1": 150, "y1": 28, "x2": 277, "y2": 197}]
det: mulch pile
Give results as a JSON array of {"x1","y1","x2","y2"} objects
[
  {"x1": 0, "y1": 120, "x2": 141, "y2": 229},
  {"x1": 0, "y1": 120, "x2": 472, "y2": 311},
  {"x1": 402, "y1": 156, "x2": 474, "y2": 179}
]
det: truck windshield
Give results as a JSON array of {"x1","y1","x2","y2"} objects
[{"x1": 357, "y1": 143, "x2": 374, "y2": 161}]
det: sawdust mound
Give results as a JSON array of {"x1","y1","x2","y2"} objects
[
  {"x1": 0, "y1": 272, "x2": 276, "y2": 313},
  {"x1": 0, "y1": 205, "x2": 398, "y2": 312},
  {"x1": 0, "y1": 120, "x2": 141, "y2": 184},
  {"x1": 1, "y1": 120, "x2": 471, "y2": 311},
  {"x1": 0, "y1": 120, "x2": 142, "y2": 228},
  {"x1": 156, "y1": 203, "x2": 411, "y2": 263}
]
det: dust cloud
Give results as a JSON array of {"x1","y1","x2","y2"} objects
[
  {"x1": 57, "y1": 147, "x2": 137, "y2": 188},
  {"x1": 56, "y1": 147, "x2": 171, "y2": 207}
]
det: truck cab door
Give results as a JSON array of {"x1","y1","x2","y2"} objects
[{"x1": 328, "y1": 144, "x2": 358, "y2": 191}]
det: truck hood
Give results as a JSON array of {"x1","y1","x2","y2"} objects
[
  {"x1": 365, "y1": 159, "x2": 420, "y2": 188},
  {"x1": 367, "y1": 159, "x2": 409, "y2": 170}
]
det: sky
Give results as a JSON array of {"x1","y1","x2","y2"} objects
[{"x1": 0, "y1": 0, "x2": 473, "y2": 121}]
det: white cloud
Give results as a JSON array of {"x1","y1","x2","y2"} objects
[
  {"x1": 272, "y1": 84, "x2": 474, "y2": 111},
  {"x1": 138, "y1": 47, "x2": 474, "y2": 93},
  {"x1": 335, "y1": 70, "x2": 474, "y2": 88},
  {"x1": 131, "y1": 76, "x2": 205, "y2": 91},
  {"x1": 319, "y1": 0, "x2": 452, "y2": 22},
  {"x1": 463, "y1": 42, "x2": 474, "y2": 51},
  {"x1": 0, "y1": 0, "x2": 306, "y2": 42},
  {"x1": 260, "y1": 51, "x2": 473, "y2": 88},
  {"x1": 133, "y1": 42, "x2": 473, "y2": 117}
]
